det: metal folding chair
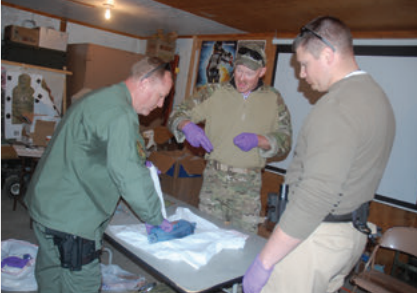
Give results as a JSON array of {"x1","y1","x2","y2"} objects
[{"x1": 351, "y1": 226, "x2": 417, "y2": 293}]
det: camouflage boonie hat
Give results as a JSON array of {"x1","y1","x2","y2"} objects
[{"x1": 234, "y1": 44, "x2": 266, "y2": 70}]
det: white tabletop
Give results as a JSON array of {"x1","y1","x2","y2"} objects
[{"x1": 105, "y1": 195, "x2": 267, "y2": 293}]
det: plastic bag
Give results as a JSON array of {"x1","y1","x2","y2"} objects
[
  {"x1": 101, "y1": 263, "x2": 146, "y2": 291},
  {"x1": 1, "y1": 239, "x2": 38, "y2": 292}
]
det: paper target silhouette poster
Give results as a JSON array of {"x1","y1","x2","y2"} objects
[{"x1": 3, "y1": 70, "x2": 61, "y2": 140}]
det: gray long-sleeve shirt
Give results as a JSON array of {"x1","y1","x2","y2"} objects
[{"x1": 280, "y1": 73, "x2": 395, "y2": 239}]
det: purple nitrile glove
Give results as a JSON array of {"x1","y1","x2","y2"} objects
[
  {"x1": 1, "y1": 254, "x2": 31, "y2": 269},
  {"x1": 159, "y1": 219, "x2": 173, "y2": 232},
  {"x1": 233, "y1": 132, "x2": 258, "y2": 152},
  {"x1": 182, "y1": 122, "x2": 213, "y2": 152},
  {"x1": 145, "y1": 160, "x2": 161, "y2": 175},
  {"x1": 145, "y1": 223, "x2": 153, "y2": 234},
  {"x1": 145, "y1": 219, "x2": 173, "y2": 235},
  {"x1": 242, "y1": 255, "x2": 274, "y2": 293}
]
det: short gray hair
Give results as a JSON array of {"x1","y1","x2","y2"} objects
[{"x1": 131, "y1": 56, "x2": 170, "y2": 81}]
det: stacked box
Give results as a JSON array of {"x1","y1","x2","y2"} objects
[
  {"x1": 66, "y1": 43, "x2": 145, "y2": 100},
  {"x1": 21, "y1": 115, "x2": 61, "y2": 147},
  {"x1": 146, "y1": 39, "x2": 176, "y2": 62},
  {"x1": 4, "y1": 25, "x2": 39, "y2": 47},
  {"x1": 38, "y1": 27, "x2": 68, "y2": 52},
  {"x1": 146, "y1": 30, "x2": 177, "y2": 62}
]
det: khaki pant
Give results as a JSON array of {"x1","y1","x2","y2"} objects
[
  {"x1": 262, "y1": 222, "x2": 370, "y2": 293},
  {"x1": 33, "y1": 222, "x2": 101, "y2": 293}
]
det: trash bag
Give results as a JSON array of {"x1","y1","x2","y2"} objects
[
  {"x1": 101, "y1": 264, "x2": 146, "y2": 291},
  {"x1": 100, "y1": 247, "x2": 146, "y2": 291},
  {"x1": 1, "y1": 239, "x2": 38, "y2": 292}
]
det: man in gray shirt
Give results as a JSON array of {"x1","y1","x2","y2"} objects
[{"x1": 243, "y1": 16, "x2": 395, "y2": 293}]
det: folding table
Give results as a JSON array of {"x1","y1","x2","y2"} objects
[{"x1": 104, "y1": 195, "x2": 267, "y2": 293}]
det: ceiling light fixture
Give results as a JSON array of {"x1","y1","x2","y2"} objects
[{"x1": 103, "y1": 0, "x2": 114, "y2": 20}]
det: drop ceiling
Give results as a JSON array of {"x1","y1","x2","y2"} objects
[{"x1": 2, "y1": 0, "x2": 417, "y2": 38}]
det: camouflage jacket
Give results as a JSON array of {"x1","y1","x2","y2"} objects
[{"x1": 168, "y1": 80, "x2": 292, "y2": 169}]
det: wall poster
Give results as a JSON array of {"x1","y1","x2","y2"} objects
[
  {"x1": 195, "y1": 41, "x2": 237, "y2": 90},
  {"x1": 195, "y1": 40, "x2": 267, "y2": 92}
]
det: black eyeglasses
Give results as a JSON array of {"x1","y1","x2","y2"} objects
[
  {"x1": 140, "y1": 62, "x2": 170, "y2": 81},
  {"x1": 238, "y1": 47, "x2": 265, "y2": 65},
  {"x1": 300, "y1": 26, "x2": 336, "y2": 52}
]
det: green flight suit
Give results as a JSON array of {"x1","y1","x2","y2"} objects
[{"x1": 25, "y1": 82, "x2": 164, "y2": 292}]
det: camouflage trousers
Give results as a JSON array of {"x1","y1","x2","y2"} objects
[{"x1": 198, "y1": 162, "x2": 262, "y2": 233}]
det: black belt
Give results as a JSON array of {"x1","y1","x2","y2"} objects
[
  {"x1": 323, "y1": 212, "x2": 353, "y2": 222},
  {"x1": 323, "y1": 202, "x2": 370, "y2": 224}
]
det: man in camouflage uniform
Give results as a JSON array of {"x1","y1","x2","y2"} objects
[{"x1": 168, "y1": 44, "x2": 292, "y2": 233}]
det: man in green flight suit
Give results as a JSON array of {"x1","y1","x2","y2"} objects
[{"x1": 25, "y1": 56, "x2": 174, "y2": 293}]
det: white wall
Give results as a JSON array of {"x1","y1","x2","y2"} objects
[
  {"x1": 270, "y1": 46, "x2": 417, "y2": 210},
  {"x1": 173, "y1": 38, "x2": 194, "y2": 106}
]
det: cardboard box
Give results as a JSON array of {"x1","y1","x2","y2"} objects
[
  {"x1": 4, "y1": 25, "x2": 39, "y2": 47},
  {"x1": 148, "y1": 150, "x2": 206, "y2": 207},
  {"x1": 66, "y1": 43, "x2": 145, "y2": 102},
  {"x1": 146, "y1": 39, "x2": 176, "y2": 62},
  {"x1": 38, "y1": 27, "x2": 68, "y2": 52},
  {"x1": 21, "y1": 115, "x2": 61, "y2": 147},
  {"x1": 142, "y1": 126, "x2": 170, "y2": 148}
]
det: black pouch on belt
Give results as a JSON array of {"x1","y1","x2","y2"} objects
[
  {"x1": 352, "y1": 202, "x2": 372, "y2": 235},
  {"x1": 45, "y1": 228, "x2": 100, "y2": 271},
  {"x1": 324, "y1": 202, "x2": 371, "y2": 235},
  {"x1": 267, "y1": 184, "x2": 289, "y2": 223}
]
